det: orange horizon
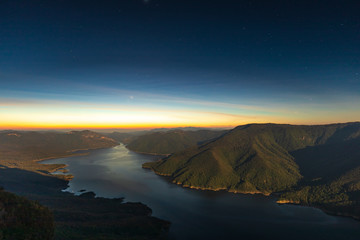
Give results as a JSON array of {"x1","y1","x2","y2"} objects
[
  {"x1": 0, "y1": 123, "x2": 237, "y2": 131},
  {"x1": 1, "y1": 120, "x2": 359, "y2": 131}
]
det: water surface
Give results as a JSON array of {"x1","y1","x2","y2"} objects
[{"x1": 44, "y1": 145, "x2": 360, "y2": 240}]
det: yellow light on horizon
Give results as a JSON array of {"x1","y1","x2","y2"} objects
[
  {"x1": 0, "y1": 104, "x2": 255, "y2": 130},
  {"x1": 2, "y1": 97, "x2": 359, "y2": 130}
]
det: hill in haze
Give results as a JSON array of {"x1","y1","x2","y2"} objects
[
  {"x1": 0, "y1": 130, "x2": 118, "y2": 174},
  {"x1": 105, "y1": 131, "x2": 144, "y2": 145},
  {"x1": 149, "y1": 127, "x2": 219, "y2": 132},
  {"x1": 143, "y1": 122, "x2": 360, "y2": 218},
  {"x1": 126, "y1": 129, "x2": 227, "y2": 155}
]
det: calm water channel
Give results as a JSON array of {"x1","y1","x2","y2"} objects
[{"x1": 43, "y1": 144, "x2": 360, "y2": 240}]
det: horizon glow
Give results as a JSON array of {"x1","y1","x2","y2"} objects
[
  {"x1": 1, "y1": 1, "x2": 359, "y2": 130},
  {"x1": 1, "y1": 85, "x2": 359, "y2": 130}
]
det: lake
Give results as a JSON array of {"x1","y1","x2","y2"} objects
[{"x1": 43, "y1": 144, "x2": 360, "y2": 240}]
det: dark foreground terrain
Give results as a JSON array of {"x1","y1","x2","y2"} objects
[
  {"x1": 0, "y1": 187, "x2": 54, "y2": 240},
  {"x1": 0, "y1": 167, "x2": 170, "y2": 240}
]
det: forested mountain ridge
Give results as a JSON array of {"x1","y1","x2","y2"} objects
[
  {"x1": 126, "y1": 129, "x2": 227, "y2": 155},
  {"x1": 143, "y1": 122, "x2": 360, "y2": 218}
]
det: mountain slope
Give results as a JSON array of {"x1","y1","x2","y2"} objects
[
  {"x1": 127, "y1": 129, "x2": 227, "y2": 155},
  {"x1": 278, "y1": 136, "x2": 360, "y2": 218},
  {"x1": 144, "y1": 123, "x2": 360, "y2": 195},
  {"x1": 0, "y1": 187, "x2": 54, "y2": 240}
]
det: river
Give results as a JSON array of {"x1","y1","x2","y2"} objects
[{"x1": 42, "y1": 144, "x2": 360, "y2": 240}]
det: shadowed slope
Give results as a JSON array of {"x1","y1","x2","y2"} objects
[
  {"x1": 0, "y1": 188, "x2": 54, "y2": 240},
  {"x1": 144, "y1": 123, "x2": 360, "y2": 195}
]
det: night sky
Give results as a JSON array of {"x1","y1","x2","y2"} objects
[{"x1": 1, "y1": 0, "x2": 359, "y2": 129}]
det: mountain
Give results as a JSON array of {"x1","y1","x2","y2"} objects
[
  {"x1": 0, "y1": 130, "x2": 118, "y2": 174},
  {"x1": 127, "y1": 129, "x2": 227, "y2": 155},
  {"x1": 105, "y1": 131, "x2": 143, "y2": 144},
  {"x1": 143, "y1": 122, "x2": 360, "y2": 217},
  {"x1": 150, "y1": 127, "x2": 218, "y2": 132}
]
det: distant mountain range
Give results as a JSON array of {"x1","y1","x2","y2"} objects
[
  {"x1": 143, "y1": 122, "x2": 360, "y2": 219},
  {"x1": 149, "y1": 127, "x2": 224, "y2": 132}
]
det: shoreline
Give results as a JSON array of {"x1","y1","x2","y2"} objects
[
  {"x1": 35, "y1": 152, "x2": 91, "y2": 177},
  {"x1": 36, "y1": 145, "x2": 120, "y2": 174},
  {"x1": 31, "y1": 146, "x2": 120, "y2": 182},
  {"x1": 174, "y1": 181, "x2": 270, "y2": 196},
  {"x1": 276, "y1": 200, "x2": 360, "y2": 221},
  {"x1": 0, "y1": 163, "x2": 171, "y2": 239},
  {"x1": 36, "y1": 145, "x2": 120, "y2": 165},
  {"x1": 143, "y1": 165, "x2": 271, "y2": 196},
  {"x1": 39, "y1": 147, "x2": 360, "y2": 224},
  {"x1": 126, "y1": 148, "x2": 171, "y2": 157},
  {"x1": 36, "y1": 152, "x2": 88, "y2": 165},
  {"x1": 144, "y1": 165, "x2": 360, "y2": 221}
]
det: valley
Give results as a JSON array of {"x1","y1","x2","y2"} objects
[{"x1": 1, "y1": 123, "x2": 360, "y2": 239}]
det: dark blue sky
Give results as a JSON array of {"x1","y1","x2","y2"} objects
[{"x1": 1, "y1": 0, "x2": 359, "y2": 128}]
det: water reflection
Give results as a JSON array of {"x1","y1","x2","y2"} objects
[{"x1": 43, "y1": 145, "x2": 360, "y2": 240}]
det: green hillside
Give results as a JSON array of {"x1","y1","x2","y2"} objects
[
  {"x1": 143, "y1": 123, "x2": 360, "y2": 201},
  {"x1": 127, "y1": 129, "x2": 227, "y2": 155}
]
